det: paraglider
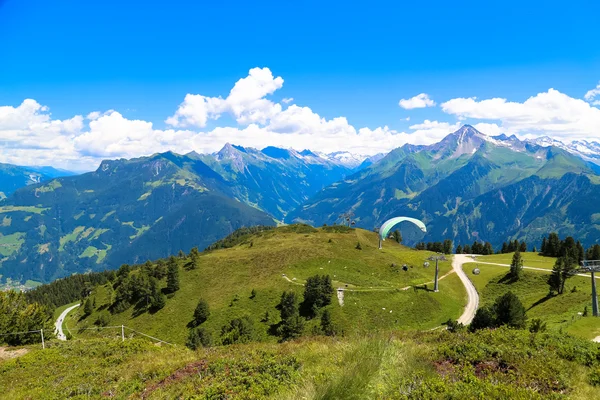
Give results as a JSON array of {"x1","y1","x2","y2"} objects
[{"x1": 378, "y1": 217, "x2": 427, "y2": 249}]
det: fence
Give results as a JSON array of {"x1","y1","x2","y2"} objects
[{"x1": 0, "y1": 325, "x2": 173, "y2": 350}]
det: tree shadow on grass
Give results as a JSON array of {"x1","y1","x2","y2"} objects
[
  {"x1": 498, "y1": 273, "x2": 518, "y2": 285},
  {"x1": 413, "y1": 284, "x2": 435, "y2": 293},
  {"x1": 527, "y1": 293, "x2": 555, "y2": 312}
]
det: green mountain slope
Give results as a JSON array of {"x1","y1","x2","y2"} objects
[
  {"x1": 0, "y1": 153, "x2": 275, "y2": 283},
  {"x1": 70, "y1": 226, "x2": 464, "y2": 345},
  {"x1": 289, "y1": 125, "x2": 600, "y2": 248},
  {"x1": 0, "y1": 163, "x2": 74, "y2": 199},
  {"x1": 191, "y1": 144, "x2": 352, "y2": 221}
]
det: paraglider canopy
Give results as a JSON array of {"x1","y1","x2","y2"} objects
[{"x1": 379, "y1": 217, "x2": 426, "y2": 241}]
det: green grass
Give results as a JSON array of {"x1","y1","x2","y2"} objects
[
  {"x1": 466, "y1": 261, "x2": 600, "y2": 337},
  {"x1": 0, "y1": 232, "x2": 25, "y2": 256},
  {"x1": 24, "y1": 280, "x2": 42, "y2": 288},
  {"x1": 71, "y1": 228, "x2": 466, "y2": 345},
  {"x1": 0, "y1": 205, "x2": 48, "y2": 214},
  {"x1": 3, "y1": 329, "x2": 600, "y2": 399},
  {"x1": 474, "y1": 252, "x2": 557, "y2": 270},
  {"x1": 58, "y1": 226, "x2": 85, "y2": 251}
]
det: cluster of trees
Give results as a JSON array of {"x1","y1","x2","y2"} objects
[
  {"x1": 186, "y1": 274, "x2": 336, "y2": 350},
  {"x1": 548, "y1": 254, "x2": 578, "y2": 295},
  {"x1": 25, "y1": 270, "x2": 114, "y2": 310},
  {"x1": 110, "y1": 257, "x2": 180, "y2": 313},
  {"x1": 540, "y1": 233, "x2": 585, "y2": 263},
  {"x1": 455, "y1": 241, "x2": 494, "y2": 255},
  {"x1": 0, "y1": 291, "x2": 53, "y2": 345},
  {"x1": 588, "y1": 244, "x2": 600, "y2": 261},
  {"x1": 414, "y1": 240, "x2": 453, "y2": 254},
  {"x1": 500, "y1": 240, "x2": 528, "y2": 254},
  {"x1": 278, "y1": 274, "x2": 336, "y2": 341},
  {"x1": 470, "y1": 291, "x2": 527, "y2": 331},
  {"x1": 186, "y1": 299, "x2": 212, "y2": 349}
]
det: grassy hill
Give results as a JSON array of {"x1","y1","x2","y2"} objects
[
  {"x1": 66, "y1": 226, "x2": 465, "y2": 345},
  {"x1": 465, "y1": 253, "x2": 600, "y2": 339}
]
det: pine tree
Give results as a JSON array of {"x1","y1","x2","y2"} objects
[
  {"x1": 548, "y1": 259, "x2": 563, "y2": 294},
  {"x1": 576, "y1": 241, "x2": 585, "y2": 264},
  {"x1": 279, "y1": 291, "x2": 299, "y2": 320},
  {"x1": 189, "y1": 247, "x2": 200, "y2": 269},
  {"x1": 501, "y1": 242, "x2": 508, "y2": 254},
  {"x1": 519, "y1": 241, "x2": 527, "y2": 252},
  {"x1": 456, "y1": 245, "x2": 463, "y2": 254},
  {"x1": 391, "y1": 230, "x2": 402, "y2": 244},
  {"x1": 443, "y1": 239, "x2": 453, "y2": 255},
  {"x1": 151, "y1": 291, "x2": 166, "y2": 311},
  {"x1": 547, "y1": 233, "x2": 560, "y2": 257},
  {"x1": 463, "y1": 244, "x2": 471, "y2": 254},
  {"x1": 186, "y1": 327, "x2": 212, "y2": 349},
  {"x1": 507, "y1": 240, "x2": 514, "y2": 252},
  {"x1": 469, "y1": 306, "x2": 495, "y2": 332},
  {"x1": 192, "y1": 299, "x2": 210, "y2": 326},
  {"x1": 320, "y1": 309, "x2": 335, "y2": 336},
  {"x1": 509, "y1": 249, "x2": 523, "y2": 281},
  {"x1": 84, "y1": 297, "x2": 93, "y2": 315},
  {"x1": 303, "y1": 275, "x2": 334, "y2": 316},
  {"x1": 493, "y1": 291, "x2": 526, "y2": 328},
  {"x1": 548, "y1": 255, "x2": 576, "y2": 294},
  {"x1": 541, "y1": 237, "x2": 547, "y2": 254},
  {"x1": 166, "y1": 259, "x2": 180, "y2": 293},
  {"x1": 483, "y1": 242, "x2": 493, "y2": 255}
]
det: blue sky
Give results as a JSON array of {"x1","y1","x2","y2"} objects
[{"x1": 1, "y1": 0, "x2": 599, "y2": 169}]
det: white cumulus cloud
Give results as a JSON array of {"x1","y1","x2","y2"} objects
[
  {"x1": 441, "y1": 89, "x2": 600, "y2": 141},
  {"x1": 166, "y1": 67, "x2": 283, "y2": 128},
  {"x1": 398, "y1": 93, "x2": 436, "y2": 109},
  {"x1": 585, "y1": 81, "x2": 600, "y2": 106}
]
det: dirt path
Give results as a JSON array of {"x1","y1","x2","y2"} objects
[
  {"x1": 55, "y1": 304, "x2": 80, "y2": 341},
  {"x1": 472, "y1": 260, "x2": 600, "y2": 279},
  {"x1": 453, "y1": 255, "x2": 479, "y2": 325},
  {"x1": 0, "y1": 347, "x2": 28, "y2": 360}
]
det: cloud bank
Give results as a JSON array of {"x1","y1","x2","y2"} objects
[{"x1": 1, "y1": 68, "x2": 599, "y2": 170}]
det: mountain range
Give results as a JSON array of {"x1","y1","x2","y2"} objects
[
  {"x1": 1, "y1": 125, "x2": 600, "y2": 284},
  {"x1": 0, "y1": 163, "x2": 74, "y2": 199},
  {"x1": 0, "y1": 148, "x2": 356, "y2": 282},
  {"x1": 289, "y1": 125, "x2": 600, "y2": 247}
]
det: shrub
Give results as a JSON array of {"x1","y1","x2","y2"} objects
[
  {"x1": 95, "y1": 312, "x2": 110, "y2": 327},
  {"x1": 186, "y1": 327, "x2": 212, "y2": 350},
  {"x1": 302, "y1": 275, "x2": 334, "y2": 317},
  {"x1": 221, "y1": 316, "x2": 254, "y2": 345},
  {"x1": 192, "y1": 299, "x2": 210, "y2": 326}
]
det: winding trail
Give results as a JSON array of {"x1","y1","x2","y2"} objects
[
  {"x1": 453, "y1": 255, "x2": 479, "y2": 325},
  {"x1": 55, "y1": 304, "x2": 80, "y2": 341}
]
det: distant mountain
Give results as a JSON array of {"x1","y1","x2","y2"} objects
[
  {"x1": 0, "y1": 152, "x2": 275, "y2": 283},
  {"x1": 191, "y1": 144, "x2": 353, "y2": 220},
  {"x1": 0, "y1": 147, "x2": 353, "y2": 283},
  {"x1": 288, "y1": 125, "x2": 600, "y2": 248},
  {"x1": 0, "y1": 163, "x2": 75, "y2": 199}
]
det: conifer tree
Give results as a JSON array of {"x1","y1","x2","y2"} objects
[
  {"x1": 166, "y1": 258, "x2": 180, "y2": 293},
  {"x1": 510, "y1": 249, "x2": 523, "y2": 281}
]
